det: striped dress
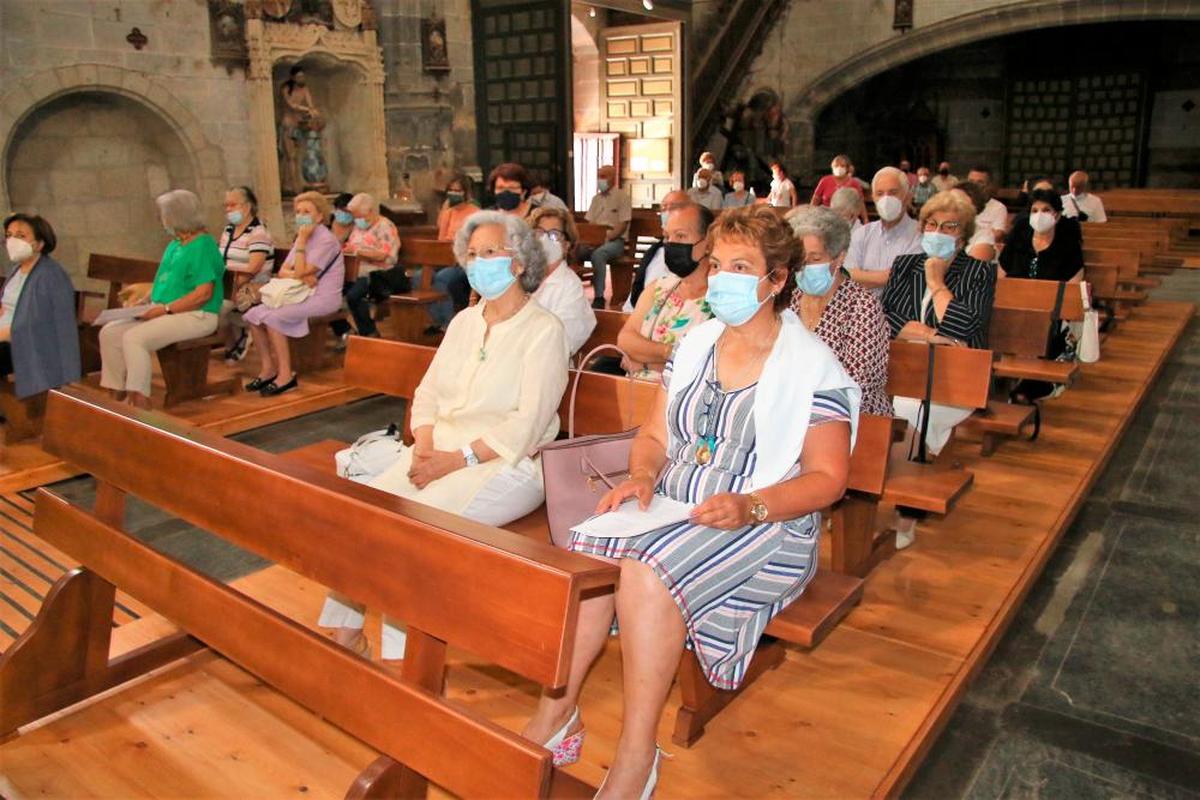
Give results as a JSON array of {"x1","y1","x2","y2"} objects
[{"x1": 570, "y1": 348, "x2": 851, "y2": 690}]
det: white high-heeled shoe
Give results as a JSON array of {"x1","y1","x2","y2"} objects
[
  {"x1": 596, "y1": 746, "x2": 663, "y2": 800},
  {"x1": 543, "y1": 706, "x2": 585, "y2": 767}
]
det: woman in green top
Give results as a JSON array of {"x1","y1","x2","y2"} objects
[{"x1": 99, "y1": 189, "x2": 225, "y2": 409}]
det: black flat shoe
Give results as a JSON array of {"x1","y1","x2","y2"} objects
[
  {"x1": 260, "y1": 375, "x2": 298, "y2": 397},
  {"x1": 245, "y1": 375, "x2": 276, "y2": 391}
]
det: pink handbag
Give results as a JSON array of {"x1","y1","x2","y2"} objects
[{"x1": 539, "y1": 345, "x2": 640, "y2": 549}]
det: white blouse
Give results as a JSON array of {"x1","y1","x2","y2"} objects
[{"x1": 533, "y1": 264, "x2": 597, "y2": 355}]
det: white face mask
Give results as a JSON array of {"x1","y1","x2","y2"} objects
[
  {"x1": 733, "y1": 181, "x2": 745, "y2": 192},
  {"x1": 875, "y1": 194, "x2": 904, "y2": 223},
  {"x1": 701, "y1": 161, "x2": 715, "y2": 171},
  {"x1": 832, "y1": 166, "x2": 847, "y2": 178},
  {"x1": 6, "y1": 237, "x2": 35, "y2": 263},
  {"x1": 1030, "y1": 211, "x2": 1057, "y2": 234},
  {"x1": 696, "y1": 179, "x2": 710, "y2": 190},
  {"x1": 539, "y1": 235, "x2": 564, "y2": 266}
]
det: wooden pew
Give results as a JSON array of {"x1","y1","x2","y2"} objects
[
  {"x1": 577, "y1": 308, "x2": 629, "y2": 363},
  {"x1": 960, "y1": 278, "x2": 1084, "y2": 455},
  {"x1": 85, "y1": 254, "x2": 237, "y2": 407},
  {"x1": 3, "y1": 386, "x2": 614, "y2": 798},
  {"x1": 0, "y1": 383, "x2": 46, "y2": 446},
  {"x1": 881, "y1": 340, "x2": 992, "y2": 514},
  {"x1": 389, "y1": 238, "x2": 457, "y2": 344}
]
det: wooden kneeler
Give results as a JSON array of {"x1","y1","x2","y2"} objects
[{"x1": 3, "y1": 388, "x2": 618, "y2": 798}]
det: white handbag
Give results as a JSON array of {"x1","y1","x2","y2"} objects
[
  {"x1": 258, "y1": 277, "x2": 314, "y2": 308},
  {"x1": 1074, "y1": 282, "x2": 1101, "y2": 364},
  {"x1": 335, "y1": 424, "x2": 405, "y2": 484}
]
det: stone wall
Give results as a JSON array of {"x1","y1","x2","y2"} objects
[
  {"x1": 0, "y1": 0, "x2": 247, "y2": 278},
  {"x1": 375, "y1": 0, "x2": 477, "y2": 216}
]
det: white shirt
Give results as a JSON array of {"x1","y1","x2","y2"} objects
[
  {"x1": 623, "y1": 246, "x2": 668, "y2": 312},
  {"x1": 529, "y1": 191, "x2": 568, "y2": 213},
  {"x1": 768, "y1": 178, "x2": 796, "y2": 208},
  {"x1": 844, "y1": 214, "x2": 922, "y2": 293},
  {"x1": 534, "y1": 263, "x2": 597, "y2": 355},
  {"x1": 975, "y1": 197, "x2": 1010, "y2": 242},
  {"x1": 1061, "y1": 193, "x2": 1107, "y2": 223},
  {"x1": 0, "y1": 268, "x2": 29, "y2": 330}
]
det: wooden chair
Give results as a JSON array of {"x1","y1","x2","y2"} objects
[
  {"x1": 3, "y1": 386, "x2": 616, "y2": 798},
  {"x1": 389, "y1": 238, "x2": 457, "y2": 344},
  {"x1": 881, "y1": 340, "x2": 992, "y2": 514}
]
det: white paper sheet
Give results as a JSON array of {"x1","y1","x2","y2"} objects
[
  {"x1": 93, "y1": 305, "x2": 154, "y2": 326},
  {"x1": 570, "y1": 495, "x2": 695, "y2": 539}
]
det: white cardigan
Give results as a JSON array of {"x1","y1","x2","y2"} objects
[{"x1": 667, "y1": 310, "x2": 861, "y2": 491}]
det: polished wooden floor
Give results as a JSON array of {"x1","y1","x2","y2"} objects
[{"x1": 0, "y1": 300, "x2": 1192, "y2": 799}]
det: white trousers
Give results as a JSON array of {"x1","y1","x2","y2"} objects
[
  {"x1": 99, "y1": 311, "x2": 218, "y2": 396},
  {"x1": 317, "y1": 460, "x2": 545, "y2": 659},
  {"x1": 892, "y1": 396, "x2": 973, "y2": 457}
]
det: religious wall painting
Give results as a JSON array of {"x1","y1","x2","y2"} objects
[
  {"x1": 208, "y1": 0, "x2": 249, "y2": 71},
  {"x1": 894, "y1": 0, "x2": 913, "y2": 32},
  {"x1": 721, "y1": 89, "x2": 789, "y2": 194},
  {"x1": 422, "y1": 16, "x2": 450, "y2": 73}
]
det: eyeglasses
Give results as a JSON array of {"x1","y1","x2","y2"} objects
[
  {"x1": 464, "y1": 246, "x2": 514, "y2": 262},
  {"x1": 533, "y1": 229, "x2": 566, "y2": 243},
  {"x1": 922, "y1": 219, "x2": 961, "y2": 234}
]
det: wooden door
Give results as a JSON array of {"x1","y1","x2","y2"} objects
[
  {"x1": 598, "y1": 22, "x2": 683, "y2": 209},
  {"x1": 471, "y1": 0, "x2": 571, "y2": 199}
]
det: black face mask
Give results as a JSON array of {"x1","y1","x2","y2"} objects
[
  {"x1": 663, "y1": 241, "x2": 700, "y2": 278},
  {"x1": 938, "y1": 168, "x2": 950, "y2": 176},
  {"x1": 495, "y1": 190, "x2": 522, "y2": 211}
]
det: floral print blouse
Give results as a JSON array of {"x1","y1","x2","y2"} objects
[{"x1": 629, "y1": 276, "x2": 713, "y2": 382}]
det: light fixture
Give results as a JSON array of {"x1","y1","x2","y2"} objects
[
  {"x1": 589, "y1": 6, "x2": 596, "y2": 17},
  {"x1": 643, "y1": 0, "x2": 654, "y2": 9}
]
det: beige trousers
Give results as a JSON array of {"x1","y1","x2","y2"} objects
[{"x1": 99, "y1": 311, "x2": 218, "y2": 396}]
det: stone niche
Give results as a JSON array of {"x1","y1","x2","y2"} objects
[{"x1": 4, "y1": 91, "x2": 198, "y2": 280}]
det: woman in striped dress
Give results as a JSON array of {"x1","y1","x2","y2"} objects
[{"x1": 522, "y1": 206, "x2": 861, "y2": 798}]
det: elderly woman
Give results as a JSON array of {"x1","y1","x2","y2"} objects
[
  {"x1": 530, "y1": 206, "x2": 596, "y2": 354},
  {"x1": 523, "y1": 205, "x2": 859, "y2": 797},
  {"x1": 1000, "y1": 189, "x2": 1084, "y2": 402},
  {"x1": 617, "y1": 202, "x2": 715, "y2": 381},
  {"x1": 830, "y1": 185, "x2": 867, "y2": 229},
  {"x1": 882, "y1": 190, "x2": 996, "y2": 547},
  {"x1": 722, "y1": 171, "x2": 756, "y2": 208},
  {"x1": 1, "y1": 214, "x2": 81, "y2": 398},
  {"x1": 99, "y1": 189, "x2": 224, "y2": 409},
  {"x1": 318, "y1": 211, "x2": 569, "y2": 659},
  {"x1": 343, "y1": 192, "x2": 401, "y2": 339},
  {"x1": 219, "y1": 186, "x2": 274, "y2": 363},
  {"x1": 787, "y1": 206, "x2": 891, "y2": 416},
  {"x1": 243, "y1": 191, "x2": 345, "y2": 397}
]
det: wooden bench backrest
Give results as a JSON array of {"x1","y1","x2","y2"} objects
[
  {"x1": 87, "y1": 253, "x2": 237, "y2": 309},
  {"x1": 40, "y1": 387, "x2": 617, "y2": 690},
  {"x1": 576, "y1": 222, "x2": 609, "y2": 248},
  {"x1": 886, "y1": 340, "x2": 992, "y2": 409},
  {"x1": 578, "y1": 309, "x2": 628, "y2": 358},
  {"x1": 1084, "y1": 263, "x2": 1119, "y2": 297},
  {"x1": 397, "y1": 225, "x2": 440, "y2": 241},
  {"x1": 28, "y1": 491, "x2": 554, "y2": 798},
  {"x1": 1083, "y1": 247, "x2": 1140, "y2": 276},
  {"x1": 988, "y1": 278, "x2": 1084, "y2": 359},
  {"x1": 399, "y1": 239, "x2": 457, "y2": 290},
  {"x1": 847, "y1": 413, "x2": 892, "y2": 496}
]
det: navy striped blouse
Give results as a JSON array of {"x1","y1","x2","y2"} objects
[{"x1": 881, "y1": 251, "x2": 997, "y2": 349}]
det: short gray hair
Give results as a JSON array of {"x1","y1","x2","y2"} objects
[
  {"x1": 830, "y1": 187, "x2": 864, "y2": 219},
  {"x1": 156, "y1": 189, "x2": 205, "y2": 234},
  {"x1": 347, "y1": 192, "x2": 378, "y2": 214},
  {"x1": 453, "y1": 210, "x2": 546, "y2": 294},
  {"x1": 784, "y1": 205, "x2": 852, "y2": 258},
  {"x1": 872, "y1": 166, "x2": 911, "y2": 200}
]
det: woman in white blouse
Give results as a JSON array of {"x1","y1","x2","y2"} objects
[
  {"x1": 529, "y1": 206, "x2": 597, "y2": 355},
  {"x1": 319, "y1": 211, "x2": 570, "y2": 659}
]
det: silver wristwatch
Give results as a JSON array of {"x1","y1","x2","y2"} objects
[{"x1": 461, "y1": 444, "x2": 479, "y2": 467}]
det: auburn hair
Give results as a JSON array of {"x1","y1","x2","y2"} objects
[{"x1": 708, "y1": 205, "x2": 802, "y2": 311}]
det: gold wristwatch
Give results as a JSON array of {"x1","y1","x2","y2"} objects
[{"x1": 747, "y1": 492, "x2": 768, "y2": 524}]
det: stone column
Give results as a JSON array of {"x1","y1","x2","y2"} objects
[
  {"x1": 362, "y1": 27, "x2": 391, "y2": 200},
  {"x1": 245, "y1": 17, "x2": 287, "y2": 242}
]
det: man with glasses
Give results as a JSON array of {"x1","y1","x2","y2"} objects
[
  {"x1": 844, "y1": 166, "x2": 923, "y2": 294},
  {"x1": 625, "y1": 189, "x2": 691, "y2": 311}
]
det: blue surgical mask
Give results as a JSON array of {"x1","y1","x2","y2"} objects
[
  {"x1": 467, "y1": 255, "x2": 517, "y2": 300},
  {"x1": 294, "y1": 214, "x2": 314, "y2": 227},
  {"x1": 597, "y1": 179, "x2": 610, "y2": 192},
  {"x1": 226, "y1": 210, "x2": 244, "y2": 225},
  {"x1": 921, "y1": 231, "x2": 958, "y2": 260},
  {"x1": 334, "y1": 209, "x2": 354, "y2": 224},
  {"x1": 354, "y1": 217, "x2": 370, "y2": 230},
  {"x1": 706, "y1": 271, "x2": 771, "y2": 327},
  {"x1": 797, "y1": 263, "x2": 834, "y2": 295}
]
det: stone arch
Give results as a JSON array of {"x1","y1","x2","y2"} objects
[
  {"x1": 0, "y1": 64, "x2": 226, "y2": 214},
  {"x1": 785, "y1": 0, "x2": 1200, "y2": 175}
]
